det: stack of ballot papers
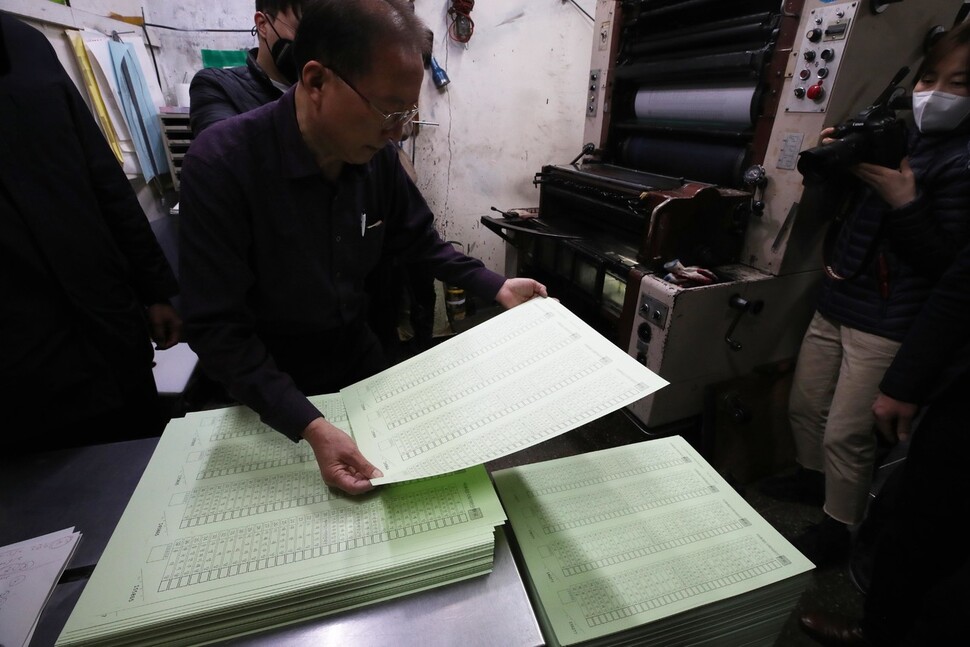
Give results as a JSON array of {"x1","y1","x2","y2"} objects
[
  {"x1": 57, "y1": 298, "x2": 668, "y2": 645},
  {"x1": 55, "y1": 399, "x2": 507, "y2": 646},
  {"x1": 492, "y1": 436, "x2": 815, "y2": 647}
]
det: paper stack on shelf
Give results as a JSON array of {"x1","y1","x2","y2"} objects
[
  {"x1": 493, "y1": 435, "x2": 814, "y2": 647},
  {"x1": 55, "y1": 396, "x2": 505, "y2": 646}
]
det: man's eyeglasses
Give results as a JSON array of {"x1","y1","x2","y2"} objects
[{"x1": 329, "y1": 68, "x2": 419, "y2": 131}]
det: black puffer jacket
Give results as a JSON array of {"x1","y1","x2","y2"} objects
[
  {"x1": 879, "y1": 239, "x2": 970, "y2": 404},
  {"x1": 188, "y1": 49, "x2": 283, "y2": 136},
  {"x1": 816, "y1": 125, "x2": 970, "y2": 341}
]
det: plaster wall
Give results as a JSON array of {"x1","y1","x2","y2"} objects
[
  {"x1": 3, "y1": 0, "x2": 594, "y2": 275},
  {"x1": 146, "y1": 0, "x2": 595, "y2": 275}
]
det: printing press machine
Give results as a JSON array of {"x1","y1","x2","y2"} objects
[{"x1": 484, "y1": 0, "x2": 965, "y2": 429}]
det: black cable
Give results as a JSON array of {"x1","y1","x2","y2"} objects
[
  {"x1": 142, "y1": 22, "x2": 251, "y2": 33},
  {"x1": 564, "y1": 0, "x2": 593, "y2": 22},
  {"x1": 140, "y1": 9, "x2": 163, "y2": 93},
  {"x1": 137, "y1": 18, "x2": 252, "y2": 99}
]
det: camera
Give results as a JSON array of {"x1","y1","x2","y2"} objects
[{"x1": 797, "y1": 67, "x2": 910, "y2": 184}]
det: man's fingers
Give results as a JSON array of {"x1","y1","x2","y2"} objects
[
  {"x1": 323, "y1": 465, "x2": 376, "y2": 494},
  {"x1": 344, "y1": 452, "x2": 382, "y2": 480},
  {"x1": 896, "y1": 417, "x2": 913, "y2": 443}
]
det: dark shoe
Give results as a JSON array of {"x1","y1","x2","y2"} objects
[
  {"x1": 759, "y1": 467, "x2": 825, "y2": 506},
  {"x1": 793, "y1": 515, "x2": 851, "y2": 568},
  {"x1": 800, "y1": 610, "x2": 869, "y2": 646}
]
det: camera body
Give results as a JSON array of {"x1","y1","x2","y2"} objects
[{"x1": 797, "y1": 67, "x2": 910, "y2": 184}]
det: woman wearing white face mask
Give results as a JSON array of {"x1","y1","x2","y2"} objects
[
  {"x1": 762, "y1": 21, "x2": 970, "y2": 578},
  {"x1": 911, "y1": 58, "x2": 970, "y2": 134}
]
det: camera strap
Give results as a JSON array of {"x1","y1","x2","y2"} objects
[{"x1": 822, "y1": 186, "x2": 885, "y2": 282}]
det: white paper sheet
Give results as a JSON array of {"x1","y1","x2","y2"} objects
[
  {"x1": 0, "y1": 528, "x2": 81, "y2": 647},
  {"x1": 78, "y1": 30, "x2": 165, "y2": 179}
]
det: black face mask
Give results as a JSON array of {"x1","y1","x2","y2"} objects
[
  {"x1": 270, "y1": 37, "x2": 297, "y2": 85},
  {"x1": 261, "y1": 14, "x2": 298, "y2": 85}
]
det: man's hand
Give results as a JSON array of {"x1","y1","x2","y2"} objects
[
  {"x1": 495, "y1": 278, "x2": 548, "y2": 309},
  {"x1": 147, "y1": 302, "x2": 182, "y2": 350},
  {"x1": 852, "y1": 157, "x2": 916, "y2": 209},
  {"x1": 302, "y1": 417, "x2": 383, "y2": 494},
  {"x1": 872, "y1": 392, "x2": 919, "y2": 445}
]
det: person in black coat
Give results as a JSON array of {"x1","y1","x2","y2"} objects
[
  {"x1": 799, "y1": 239, "x2": 970, "y2": 646},
  {"x1": 188, "y1": 0, "x2": 304, "y2": 136},
  {"x1": 0, "y1": 12, "x2": 181, "y2": 450}
]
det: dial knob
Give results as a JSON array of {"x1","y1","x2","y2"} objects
[
  {"x1": 793, "y1": 86, "x2": 806, "y2": 98},
  {"x1": 804, "y1": 50, "x2": 817, "y2": 62},
  {"x1": 806, "y1": 28, "x2": 823, "y2": 42},
  {"x1": 743, "y1": 164, "x2": 767, "y2": 186}
]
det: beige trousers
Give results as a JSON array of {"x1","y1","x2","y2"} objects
[{"x1": 788, "y1": 312, "x2": 901, "y2": 525}]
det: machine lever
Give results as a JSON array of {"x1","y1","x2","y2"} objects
[
  {"x1": 570, "y1": 142, "x2": 596, "y2": 166},
  {"x1": 724, "y1": 294, "x2": 763, "y2": 352}
]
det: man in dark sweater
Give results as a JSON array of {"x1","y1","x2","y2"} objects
[
  {"x1": 178, "y1": 0, "x2": 546, "y2": 495},
  {"x1": 188, "y1": 0, "x2": 433, "y2": 368}
]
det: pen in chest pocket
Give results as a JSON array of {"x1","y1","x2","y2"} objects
[{"x1": 361, "y1": 211, "x2": 366, "y2": 237}]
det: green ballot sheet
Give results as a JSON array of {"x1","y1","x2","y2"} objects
[{"x1": 343, "y1": 297, "x2": 668, "y2": 485}]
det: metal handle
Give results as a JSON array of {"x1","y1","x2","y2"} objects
[{"x1": 724, "y1": 294, "x2": 763, "y2": 352}]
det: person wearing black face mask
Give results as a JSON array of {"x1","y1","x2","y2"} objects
[
  {"x1": 256, "y1": 6, "x2": 299, "y2": 87},
  {"x1": 188, "y1": 1, "x2": 304, "y2": 137}
]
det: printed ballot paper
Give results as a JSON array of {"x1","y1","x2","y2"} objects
[{"x1": 343, "y1": 297, "x2": 669, "y2": 484}]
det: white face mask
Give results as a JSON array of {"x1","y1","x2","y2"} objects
[{"x1": 912, "y1": 90, "x2": 970, "y2": 133}]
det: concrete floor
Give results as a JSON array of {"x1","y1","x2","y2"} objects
[
  {"x1": 740, "y1": 473, "x2": 866, "y2": 646},
  {"x1": 743, "y1": 443, "x2": 907, "y2": 646}
]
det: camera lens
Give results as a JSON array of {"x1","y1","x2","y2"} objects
[{"x1": 796, "y1": 132, "x2": 868, "y2": 183}]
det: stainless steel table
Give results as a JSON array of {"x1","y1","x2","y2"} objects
[{"x1": 221, "y1": 527, "x2": 540, "y2": 647}]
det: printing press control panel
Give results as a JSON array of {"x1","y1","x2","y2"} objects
[{"x1": 785, "y1": 1, "x2": 858, "y2": 113}]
